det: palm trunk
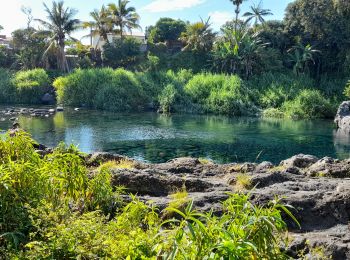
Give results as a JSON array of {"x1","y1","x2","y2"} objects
[
  {"x1": 235, "y1": 4, "x2": 240, "y2": 33},
  {"x1": 58, "y1": 39, "x2": 69, "y2": 73}
]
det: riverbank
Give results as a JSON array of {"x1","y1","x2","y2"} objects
[
  {"x1": 1, "y1": 129, "x2": 350, "y2": 258},
  {"x1": 27, "y1": 140, "x2": 350, "y2": 258},
  {"x1": 0, "y1": 68, "x2": 346, "y2": 119}
]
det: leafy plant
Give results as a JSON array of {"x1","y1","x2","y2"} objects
[{"x1": 12, "y1": 69, "x2": 50, "y2": 104}]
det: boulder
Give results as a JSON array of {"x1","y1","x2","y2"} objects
[
  {"x1": 41, "y1": 93, "x2": 55, "y2": 105},
  {"x1": 280, "y1": 154, "x2": 318, "y2": 169},
  {"x1": 335, "y1": 101, "x2": 350, "y2": 132}
]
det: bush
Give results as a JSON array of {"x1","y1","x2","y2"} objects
[
  {"x1": 185, "y1": 73, "x2": 256, "y2": 116},
  {"x1": 247, "y1": 72, "x2": 315, "y2": 108},
  {"x1": 12, "y1": 69, "x2": 50, "y2": 104},
  {"x1": 103, "y1": 37, "x2": 142, "y2": 69},
  {"x1": 158, "y1": 84, "x2": 177, "y2": 113},
  {"x1": 282, "y1": 89, "x2": 335, "y2": 119},
  {"x1": 0, "y1": 69, "x2": 15, "y2": 103},
  {"x1": 54, "y1": 68, "x2": 146, "y2": 111}
]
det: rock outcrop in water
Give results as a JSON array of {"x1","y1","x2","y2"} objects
[
  {"x1": 85, "y1": 152, "x2": 350, "y2": 259},
  {"x1": 335, "y1": 101, "x2": 350, "y2": 132}
]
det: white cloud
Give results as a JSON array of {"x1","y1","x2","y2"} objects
[
  {"x1": 143, "y1": 0, "x2": 206, "y2": 13},
  {"x1": 209, "y1": 11, "x2": 234, "y2": 29}
]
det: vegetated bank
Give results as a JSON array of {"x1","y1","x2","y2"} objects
[
  {"x1": 2, "y1": 129, "x2": 348, "y2": 259},
  {"x1": 0, "y1": 67, "x2": 346, "y2": 120}
]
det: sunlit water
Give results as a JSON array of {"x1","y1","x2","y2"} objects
[{"x1": 1, "y1": 107, "x2": 349, "y2": 163}]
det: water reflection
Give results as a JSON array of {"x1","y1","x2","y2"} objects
[{"x1": 0, "y1": 107, "x2": 349, "y2": 163}]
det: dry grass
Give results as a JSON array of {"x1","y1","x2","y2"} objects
[
  {"x1": 234, "y1": 173, "x2": 252, "y2": 191},
  {"x1": 198, "y1": 157, "x2": 213, "y2": 165},
  {"x1": 98, "y1": 159, "x2": 135, "y2": 171},
  {"x1": 166, "y1": 189, "x2": 189, "y2": 212}
]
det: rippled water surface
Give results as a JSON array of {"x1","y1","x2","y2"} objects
[{"x1": 1, "y1": 107, "x2": 349, "y2": 163}]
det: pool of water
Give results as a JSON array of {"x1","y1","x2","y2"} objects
[{"x1": 0, "y1": 107, "x2": 349, "y2": 163}]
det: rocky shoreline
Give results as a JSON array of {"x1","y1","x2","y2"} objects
[
  {"x1": 81, "y1": 152, "x2": 350, "y2": 259},
  {"x1": 0, "y1": 107, "x2": 64, "y2": 121}
]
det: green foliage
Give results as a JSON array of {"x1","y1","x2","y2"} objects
[
  {"x1": 248, "y1": 72, "x2": 315, "y2": 108},
  {"x1": 282, "y1": 89, "x2": 335, "y2": 119},
  {"x1": 103, "y1": 37, "x2": 142, "y2": 69},
  {"x1": 54, "y1": 68, "x2": 146, "y2": 111},
  {"x1": 0, "y1": 46, "x2": 15, "y2": 68},
  {"x1": 159, "y1": 84, "x2": 177, "y2": 113},
  {"x1": 148, "y1": 18, "x2": 187, "y2": 43},
  {"x1": 185, "y1": 73, "x2": 256, "y2": 116},
  {"x1": 284, "y1": 0, "x2": 350, "y2": 75},
  {"x1": 344, "y1": 80, "x2": 350, "y2": 98},
  {"x1": 12, "y1": 69, "x2": 50, "y2": 104},
  {"x1": 0, "y1": 130, "x2": 304, "y2": 259},
  {"x1": 0, "y1": 69, "x2": 16, "y2": 104}
]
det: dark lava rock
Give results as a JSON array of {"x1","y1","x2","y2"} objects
[
  {"x1": 41, "y1": 93, "x2": 55, "y2": 105},
  {"x1": 102, "y1": 154, "x2": 350, "y2": 258},
  {"x1": 280, "y1": 154, "x2": 318, "y2": 168}
]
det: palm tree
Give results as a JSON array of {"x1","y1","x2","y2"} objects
[
  {"x1": 180, "y1": 18, "x2": 216, "y2": 52},
  {"x1": 35, "y1": 1, "x2": 80, "y2": 72},
  {"x1": 288, "y1": 43, "x2": 320, "y2": 75},
  {"x1": 83, "y1": 5, "x2": 113, "y2": 47},
  {"x1": 229, "y1": 0, "x2": 247, "y2": 32},
  {"x1": 243, "y1": 3, "x2": 273, "y2": 25},
  {"x1": 108, "y1": 0, "x2": 141, "y2": 39}
]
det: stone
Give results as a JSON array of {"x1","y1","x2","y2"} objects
[
  {"x1": 280, "y1": 154, "x2": 318, "y2": 169},
  {"x1": 41, "y1": 93, "x2": 55, "y2": 105},
  {"x1": 335, "y1": 101, "x2": 350, "y2": 132},
  {"x1": 56, "y1": 106, "x2": 64, "y2": 112}
]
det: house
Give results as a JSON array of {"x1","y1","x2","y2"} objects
[
  {"x1": 92, "y1": 31, "x2": 147, "y2": 51},
  {"x1": 0, "y1": 35, "x2": 12, "y2": 48}
]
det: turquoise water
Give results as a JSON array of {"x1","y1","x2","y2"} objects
[{"x1": 0, "y1": 108, "x2": 349, "y2": 163}]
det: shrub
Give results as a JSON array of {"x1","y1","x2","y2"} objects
[
  {"x1": 282, "y1": 89, "x2": 335, "y2": 119},
  {"x1": 185, "y1": 73, "x2": 256, "y2": 115},
  {"x1": 158, "y1": 84, "x2": 177, "y2": 113},
  {"x1": 54, "y1": 68, "x2": 146, "y2": 111},
  {"x1": 343, "y1": 80, "x2": 350, "y2": 98},
  {"x1": 0, "y1": 69, "x2": 15, "y2": 103},
  {"x1": 247, "y1": 72, "x2": 315, "y2": 108},
  {"x1": 103, "y1": 37, "x2": 142, "y2": 69},
  {"x1": 12, "y1": 69, "x2": 50, "y2": 104},
  {"x1": 94, "y1": 69, "x2": 146, "y2": 112}
]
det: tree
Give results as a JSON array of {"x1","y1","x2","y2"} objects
[
  {"x1": 108, "y1": 0, "x2": 141, "y2": 38},
  {"x1": 212, "y1": 26, "x2": 267, "y2": 78},
  {"x1": 21, "y1": 6, "x2": 34, "y2": 29},
  {"x1": 103, "y1": 37, "x2": 141, "y2": 69},
  {"x1": 83, "y1": 5, "x2": 113, "y2": 47},
  {"x1": 35, "y1": 1, "x2": 80, "y2": 72},
  {"x1": 284, "y1": 0, "x2": 350, "y2": 76},
  {"x1": 229, "y1": 0, "x2": 247, "y2": 31},
  {"x1": 0, "y1": 25, "x2": 3, "y2": 31},
  {"x1": 148, "y1": 18, "x2": 187, "y2": 43},
  {"x1": 12, "y1": 28, "x2": 51, "y2": 69},
  {"x1": 243, "y1": 3, "x2": 273, "y2": 25},
  {"x1": 180, "y1": 18, "x2": 216, "y2": 53},
  {"x1": 288, "y1": 43, "x2": 320, "y2": 75}
]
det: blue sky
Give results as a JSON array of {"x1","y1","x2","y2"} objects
[{"x1": 0, "y1": 0, "x2": 293, "y2": 42}]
